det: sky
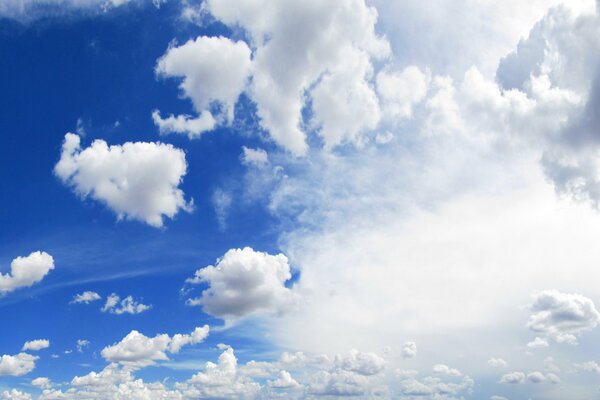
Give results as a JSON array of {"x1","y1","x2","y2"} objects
[{"x1": 1, "y1": 0, "x2": 600, "y2": 399}]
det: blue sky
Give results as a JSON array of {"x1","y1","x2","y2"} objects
[{"x1": 2, "y1": 0, "x2": 600, "y2": 399}]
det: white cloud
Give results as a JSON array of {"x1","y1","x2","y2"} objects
[
  {"x1": 576, "y1": 361, "x2": 600, "y2": 374},
  {"x1": 101, "y1": 327, "x2": 210, "y2": 369},
  {"x1": 527, "y1": 337, "x2": 549, "y2": 349},
  {"x1": 76, "y1": 339, "x2": 90, "y2": 353},
  {"x1": 168, "y1": 325, "x2": 210, "y2": 354},
  {"x1": 527, "y1": 290, "x2": 600, "y2": 345},
  {"x1": 101, "y1": 330, "x2": 171, "y2": 369},
  {"x1": 204, "y1": 0, "x2": 390, "y2": 154},
  {"x1": 22, "y1": 340, "x2": 49, "y2": 352},
  {"x1": 54, "y1": 133, "x2": 192, "y2": 228},
  {"x1": 101, "y1": 294, "x2": 151, "y2": 315},
  {"x1": 401, "y1": 342, "x2": 417, "y2": 359},
  {"x1": 500, "y1": 371, "x2": 525, "y2": 384},
  {"x1": 0, "y1": 390, "x2": 31, "y2": 400},
  {"x1": 31, "y1": 377, "x2": 52, "y2": 390},
  {"x1": 268, "y1": 370, "x2": 300, "y2": 389},
  {"x1": 488, "y1": 358, "x2": 508, "y2": 368},
  {"x1": 0, "y1": 251, "x2": 54, "y2": 295},
  {"x1": 183, "y1": 347, "x2": 261, "y2": 399},
  {"x1": 185, "y1": 247, "x2": 296, "y2": 322},
  {"x1": 0, "y1": 0, "x2": 139, "y2": 22},
  {"x1": 154, "y1": 35, "x2": 252, "y2": 138},
  {"x1": 0, "y1": 353, "x2": 38, "y2": 377},
  {"x1": 241, "y1": 147, "x2": 269, "y2": 167},
  {"x1": 71, "y1": 291, "x2": 102, "y2": 304},
  {"x1": 432, "y1": 364, "x2": 462, "y2": 377},
  {"x1": 334, "y1": 349, "x2": 386, "y2": 376},
  {"x1": 376, "y1": 66, "x2": 429, "y2": 120}
]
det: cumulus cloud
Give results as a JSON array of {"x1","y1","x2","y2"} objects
[
  {"x1": 185, "y1": 247, "x2": 296, "y2": 322},
  {"x1": 76, "y1": 339, "x2": 90, "y2": 353},
  {"x1": 527, "y1": 290, "x2": 600, "y2": 345},
  {"x1": 499, "y1": 371, "x2": 525, "y2": 384},
  {"x1": 54, "y1": 133, "x2": 192, "y2": 228},
  {"x1": 376, "y1": 66, "x2": 429, "y2": 120},
  {"x1": 0, "y1": 354, "x2": 38, "y2": 377},
  {"x1": 0, "y1": 390, "x2": 31, "y2": 400},
  {"x1": 241, "y1": 147, "x2": 269, "y2": 167},
  {"x1": 101, "y1": 293, "x2": 151, "y2": 315},
  {"x1": 31, "y1": 377, "x2": 52, "y2": 390},
  {"x1": 488, "y1": 358, "x2": 508, "y2": 368},
  {"x1": 101, "y1": 326, "x2": 209, "y2": 369},
  {"x1": 22, "y1": 340, "x2": 49, "y2": 352},
  {"x1": 401, "y1": 342, "x2": 417, "y2": 359},
  {"x1": 168, "y1": 325, "x2": 210, "y2": 354},
  {"x1": 268, "y1": 370, "x2": 301, "y2": 389},
  {"x1": 154, "y1": 35, "x2": 252, "y2": 138},
  {"x1": 203, "y1": 0, "x2": 390, "y2": 154},
  {"x1": 71, "y1": 291, "x2": 102, "y2": 304},
  {"x1": 0, "y1": 251, "x2": 54, "y2": 295},
  {"x1": 334, "y1": 350, "x2": 386, "y2": 376}
]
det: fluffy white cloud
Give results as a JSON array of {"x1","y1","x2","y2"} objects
[
  {"x1": 0, "y1": 353, "x2": 38, "y2": 377},
  {"x1": 527, "y1": 290, "x2": 600, "y2": 345},
  {"x1": 54, "y1": 133, "x2": 192, "y2": 227},
  {"x1": 0, "y1": 251, "x2": 54, "y2": 295},
  {"x1": 101, "y1": 294, "x2": 151, "y2": 315},
  {"x1": 241, "y1": 147, "x2": 269, "y2": 167},
  {"x1": 401, "y1": 342, "x2": 417, "y2": 359},
  {"x1": 101, "y1": 327, "x2": 210, "y2": 369},
  {"x1": 432, "y1": 364, "x2": 462, "y2": 377},
  {"x1": 31, "y1": 377, "x2": 52, "y2": 390},
  {"x1": 22, "y1": 340, "x2": 49, "y2": 352},
  {"x1": 204, "y1": 0, "x2": 390, "y2": 154},
  {"x1": 154, "y1": 35, "x2": 252, "y2": 138},
  {"x1": 334, "y1": 350, "x2": 386, "y2": 376},
  {"x1": 487, "y1": 358, "x2": 508, "y2": 368},
  {"x1": 77, "y1": 339, "x2": 90, "y2": 353},
  {"x1": 101, "y1": 331, "x2": 171, "y2": 369},
  {"x1": 499, "y1": 371, "x2": 525, "y2": 384},
  {"x1": 0, "y1": 390, "x2": 31, "y2": 400},
  {"x1": 268, "y1": 370, "x2": 300, "y2": 389},
  {"x1": 376, "y1": 66, "x2": 429, "y2": 120},
  {"x1": 71, "y1": 291, "x2": 102, "y2": 304},
  {"x1": 183, "y1": 347, "x2": 261, "y2": 399},
  {"x1": 185, "y1": 247, "x2": 295, "y2": 322},
  {"x1": 168, "y1": 325, "x2": 210, "y2": 354}
]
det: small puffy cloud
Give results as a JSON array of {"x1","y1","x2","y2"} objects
[
  {"x1": 432, "y1": 364, "x2": 462, "y2": 377},
  {"x1": 54, "y1": 133, "x2": 192, "y2": 228},
  {"x1": 22, "y1": 340, "x2": 49, "y2": 352},
  {"x1": 154, "y1": 35, "x2": 252, "y2": 138},
  {"x1": 185, "y1": 247, "x2": 296, "y2": 321},
  {"x1": 168, "y1": 325, "x2": 210, "y2": 354},
  {"x1": 575, "y1": 360, "x2": 600, "y2": 374},
  {"x1": 101, "y1": 294, "x2": 151, "y2": 315},
  {"x1": 499, "y1": 371, "x2": 525, "y2": 384},
  {"x1": 101, "y1": 326, "x2": 210, "y2": 369},
  {"x1": 0, "y1": 390, "x2": 32, "y2": 400},
  {"x1": 527, "y1": 337, "x2": 549, "y2": 349},
  {"x1": 101, "y1": 331, "x2": 171, "y2": 369},
  {"x1": 376, "y1": 65, "x2": 429, "y2": 119},
  {"x1": 76, "y1": 339, "x2": 90, "y2": 353},
  {"x1": 31, "y1": 377, "x2": 52, "y2": 390},
  {"x1": 401, "y1": 342, "x2": 417, "y2": 359},
  {"x1": 71, "y1": 291, "x2": 102, "y2": 304},
  {"x1": 334, "y1": 350, "x2": 386, "y2": 376},
  {"x1": 268, "y1": 370, "x2": 301, "y2": 389},
  {"x1": 185, "y1": 347, "x2": 261, "y2": 398},
  {"x1": 0, "y1": 251, "x2": 54, "y2": 295},
  {"x1": 487, "y1": 358, "x2": 508, "y2": 368},
  {"x1": 241, "y1": 147, "x2": 269, "y2": 167},
  {"x1": 0, "y1": 353, "x2": 38, "y2": 376},
  {"x1": 490, "y1": 396, "x2": 508, "y2": 400},
  {"x1": 527, "y1": 290, "x2": 600, "y2": 345}
]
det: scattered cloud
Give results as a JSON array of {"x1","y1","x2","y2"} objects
[
  {"x1": 101, "y1": 293, "x2": 151, "y2": 315},
  {"x1": 0, "y1": 252, "x2": 54, "y2": 295},
  {"x1": 0, "y1": 353, "x2": 38, "y2": 377},
  {"x1": 22, "y1": 340, "x2": 49, "y2": 352},
  {"x1": 71, "y1": 291, "x2": 102, "y2": 304},
  {"x1": 55, "y1": 133, "x2": 192, "y2": 227}
]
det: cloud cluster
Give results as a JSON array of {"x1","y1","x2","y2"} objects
[
  {"x1": 55, "y1": 133, "x2": 192, "y2": 227},
  {"x1": 0, "y1": 353, "x2": 38, "y2": 377},
  {"x1": 527, "y1": 290, "x2": 600, "y2": 345},
  {"x1": 101, "y1": 326, "x2": 209, "y2": 369},
  {"x1": 101, "y1": 293, "x2": 151, "y2": 315},
  {"x1": 185, "y1": 247, "x2": 296, "y2": 322},
  {"x1": 154, "y1": 35, "x2": 252, "y2": 138},
  {"x1": 0, "y1": 251, "x2": 54, "y2": 295},
  {"x1": 71, "y1": 291, "x2": 102, "y2": 304}
]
